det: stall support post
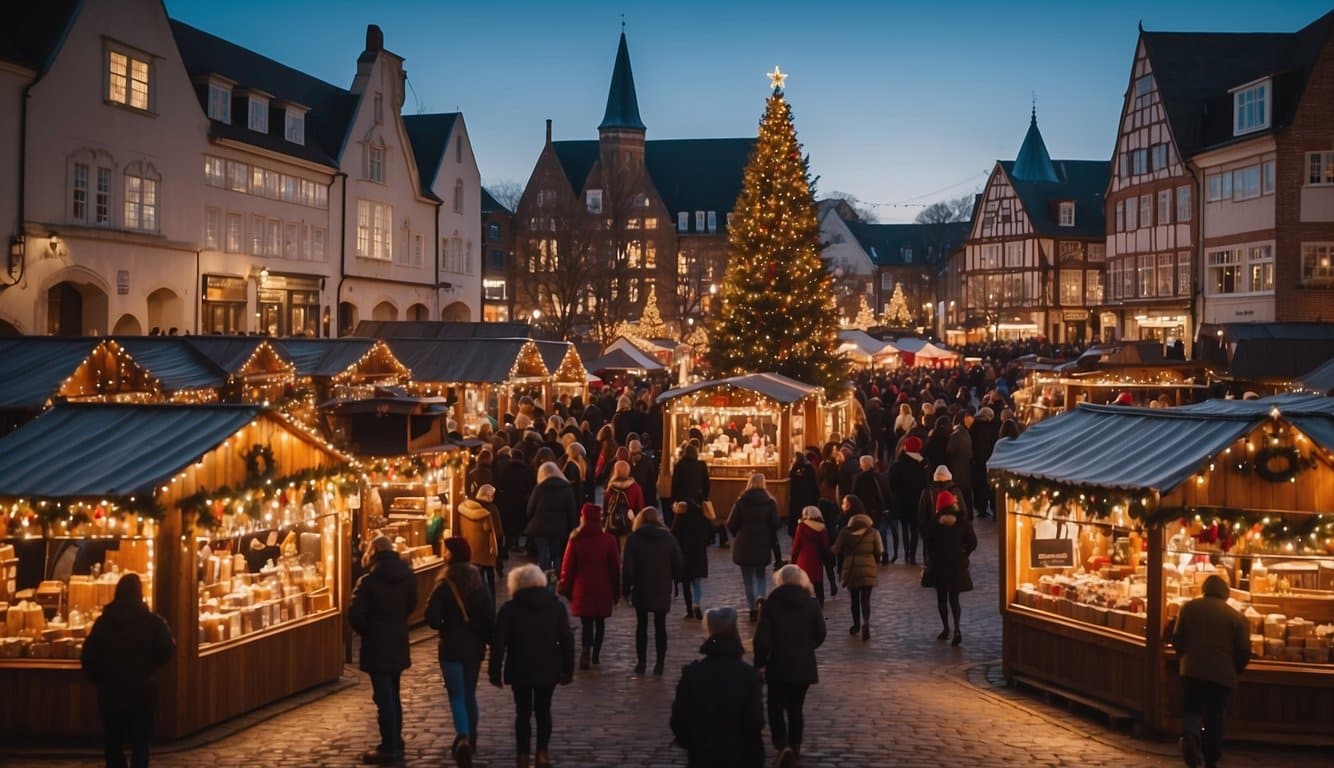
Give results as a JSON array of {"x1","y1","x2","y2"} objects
[
  {"x1": 1145, "y1": 520, "x2": 1166, "y2": 733},
  {"x1": 157, "y1": 506, "x2": 187, "y2": 738},
  {"x1": 778, "y1": 405, "x2": 792, "y2": 471}
]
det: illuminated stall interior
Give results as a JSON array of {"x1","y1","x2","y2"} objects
[
  {"x1": 0, "y1": 338, "x2": 161, "y2": 433},
  {"x1": 389, "y1": 337, "x2": 551, "y2": 436},
  {"x1": 114, "y1": 336, "x2": 228, "y2": 404},
  {"x1": 990, "y1": 394, "x2": 1334, "y2": 743},
  {"x1": 276, "y1": 338, "x2": 409, "y2": 402},
  {"x1": 531, "y1": 340, "x2": 589, "y2": 409},
  {"x1": 0, "y1": 404, "x2": 354, "y2": 741},
  {"x1": 183, "y1": 337, "x2": 296, "y2": 404}
]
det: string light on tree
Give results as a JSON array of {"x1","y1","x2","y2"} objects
[{"x1": 881, "y1": 282, "x2": 914, "y2": 326}]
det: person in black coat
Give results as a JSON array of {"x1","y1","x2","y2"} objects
[
  {"x1": 923, "y1": 415, "x2": 952, "y2": 474},
  {"x1": 921, "y1": 490, "x2": 978, "y2": 647},
  {"x1": 835, "y1": 447, "x2": 858, "y2": 501},
  {"x1": 787, "y1": 452, "x2": 820, "y2": 539},
  {"x1": 969, "y1": 406, "x2": 1000, "y2": 519},
  {"x1": 727, "y1": 475, "x2": 782, "y2": 621},
  {"x1": 424, "y1": 538, "x2": 494, "y2": 764},
  {"x1": 671, "y1": 500, "x2": 713, "y2": 620},
  {"x1": 889, "y1": 437, "x2": 930, "y2": 565},
  {"x1": 489, "y1": 564, "x2": 575, "y2": 767},
  {"x1": 349, "y1": 535, "x2": 419, "y2": 763},
  {"x1": 851, "y1": 455, "x2": 893, "y2": 564},
  {"x1": 622, "y1": 507, "x2": 685, "y2": 675},
  {"x1": 525, "y1": 461, "x2": 578, "y2": 576},
  {"x1": 753, "y1": 565, "x2": 826, "y2": 761},
  {"x1": 670, "y1": 443, "x2": 711, "y2": 517},
  {"x1": 499, "y1": 448, "x2": 534, "y2": 554},
  {"x1": 671, "y1": 608, "x2": 764, "y2": 768},
  {"x1": 629, "y1": 439, "x2": 660, "y2": 513},
  {"x1": 81, "y1": 573, "x2": 175, "y2": 768}
]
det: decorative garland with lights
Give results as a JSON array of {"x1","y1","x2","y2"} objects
[
  {"x1": 997, "y1": 475, "x2": 1152, "y2": 519},
  {"x1": 1169, "y1": 508, "x2": 1334, "y2": 556},
  {"x1": 4, "y1": 496, "x2": 164, "y2": 532},
  {"x1": 1245, "y1": 444, "x2": 1313, "y2": 484},
  {"x1": 179, "y1": 466, "x2": 355, "y2": 530}
]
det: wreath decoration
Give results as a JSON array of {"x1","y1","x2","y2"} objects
[
  {"x1": 1250, "y1": 444, "x2": 1306, "y2": 484},
  {"x1": 243, "y1": 444, "x2": 277, "y2": 484}
]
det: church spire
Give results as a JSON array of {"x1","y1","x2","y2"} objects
[
  {"x1": 1012, "y1": 106, "x2": 1059, "y2": 183},
  {"x1": 599, "y1": 31, "x2": 646, "y2": 132}
]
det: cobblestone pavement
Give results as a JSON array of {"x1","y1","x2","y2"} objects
[{"x1": 9, "y1": 520, "x2": 1330, "y2": 767}]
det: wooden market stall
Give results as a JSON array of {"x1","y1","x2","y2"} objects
[
  {"x1": 531, "y1": 339, "x2": 589, "y2": 409},
  {"x1": 388, "y1": 337, "x2": 550, "y2": 436},
  {"x1": 0, "y1": 404, "x2": 354, "y2": 742},
  {"x1": 0, "y1": 338, "x2": 161, "y2": 433},
  {"x1": 183, "y1": 337, "x2": 296, "y2": 404},
  {"x1": 114, "y1": 337, "x2": 228, "y2": 404},
  {"x1": 276, "y1": 338, "x2": 410, "y2": 402},
  {"x1": 1014, "y1": 342, "x2": 1211, "y2": 424},
  {"x1": 657, "y1": 373, "x2": 825, "y2": 519},
  {"x1": 989, "y1": 394, "x2": 1334, "y2": 743}
]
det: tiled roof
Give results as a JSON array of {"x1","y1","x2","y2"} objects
[
  {"x1": 846, "y1": 222, "x2": 971, "y2": 267},
  {"x1": 551, "y1": 138, "x2": 755, "y2": 231},
  {"x1": 1141, "y1": 9, "x2": 1334, "y2": 156},
  {"x1": 170, "y1": 20, "x2": 358, "y2": 168},
  {"x1": 481, "y1": 187, "x2": 511, "y2": 214},
  {"x1": 403, "y1": 112, "x2": 460, "y2": 196},
  {"x1": 997, "y1": 159, "x2": 1109, "y2": 239},
  {"x1": 599, "y1": 32, "x2": 646, "y2": 131},
  {"x1": 0, "y1": 0, "x2": 76, "y2": 70}
]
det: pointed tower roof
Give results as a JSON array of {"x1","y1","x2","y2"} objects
[
  {"x1": 1012, "y1": 107, "x2": 1059, "y2": 183},
  {"x1": 599, "y1": 31, "x2": 646, "y2": 131}
]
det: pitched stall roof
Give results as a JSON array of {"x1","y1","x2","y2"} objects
[
  {"x1": 528, "y1": 340, "x2": 584, "y2": 381},
  {"x1": 183, "y1": 337, "x2": 293, "y2": 377},
  {"x1": 0, "y1": 338, "x2": 156, "y2": 409},
  {"x1": 0, "y1": 0, "x2": 77, "y2": 70},
  {"x1": 0, "y1": 405, "x2": 263, "y2": 498},
  {"x1": 599, "y1": 32, "x2": 645, "y2": 131},
  {"x1": 170, "y1": 20, "x2": 358, "y2": 167},
  {"x1": 1141, "y1": 10, "x2": 1334, "y2": 156},
  {"x1": 1221, "y1": 322, "x2": 1334, "y2": 383},
  {"x1": 989, "y1": 394, "x2": 1334, "y2": 493},
  {"x1": 1296, "y1": 358, "x2": 1334, "y2": 396},
  {"x1": 847, "y1": 222, "x2": 971, "y2": 267},
  {"x1": 275, "y1": 338, "x2": 406, "y2": 379},
  {"x1": 585, "y1": 347, "x2": 665, "y2": 373},
  {"x1": 659, "y1": 373, "x2": 821, "y2": 405},
  {"x1": 113, "y1": 338, "x2": 228, "y2": 392},
  {"x1": 403, "y1": 112, "x2": 460, "y2": 196},
  {"x1": 997, "y1": 159, "x2": 1109, "y2": 239},
  {"x1": 354, "y1": 320, "x2": 534, "y2": 339},
  {"x1": 386, "y1": 338, "x2": 548, "y2": 383}
]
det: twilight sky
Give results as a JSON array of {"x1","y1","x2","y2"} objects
[{"x1": 166, "y1": 0, "x2": 1330, "y2": 222}]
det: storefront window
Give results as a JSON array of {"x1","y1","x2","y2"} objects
[
  {"x1": 203, "y1": 275, "x2": 247, "y2": 335},
  {"x1": 257, "y1": 275, "x2": 321, "y2": 337}
]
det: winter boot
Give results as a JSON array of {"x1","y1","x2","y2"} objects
[
  {"x1": 516, "y1": 754, "x2": 530, "y2": 768},
  {"x1": 535, "y1": 750, "x2": 552, "y2": 767},
  {"x1": 591, "y1": 642, "x2": 601, "y2": 666},
  {"x1": 579, "y1": 645, "x2": 591, "y2": 670}
]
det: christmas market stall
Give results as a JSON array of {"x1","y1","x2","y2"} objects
[
  {"x1": 275, "y1": 338, "x2": 410, "y2": 402},
  {"x1": 389, "y1": 337, "x2": 551, "y2": 436},
  {"x1": 989, "y1": 394, "x2": 1334, "y2": 743},
  {"x1": 181, "y1": 337, "x2": 296, "y2": 404},
  {"x1": 0, "y1": 338, "x2": 161, "y2": 434},
  {"x1": 1013, "y1": 341, "x2": 1209, "y2": 424},
  {"x1": 657, "y1": 373, "x2": 825, "y2": 518},
  {"x1": 0, "y1": 404, "x2": 355, "y2": 742},
  {"x1": 890, "y1": 336, "x2": 960, "y2": 369},
  {"x1": 836, "y1": 330, "x2": 901, "y2": 371},
  {"x1": 530, "y1": 340, "x2": 589, "y2": 409},
  {"x1": 114, "y1": 337, "x2": 229, "y2": 404}
]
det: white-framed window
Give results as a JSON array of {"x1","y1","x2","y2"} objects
[
  {"x1": 1301, "y1": 243, "x2": 1334, "y2": 286},
  {"x1": 1206, "y1": 248, "x2": 1242, "y2": 294},
  {"x1": 981, "y1": 243, "x2": 1001, "y2": 269},
  {"x1": 248, "y1": 94, "x2": 269, "y2": 133},
  {"x1": 677, "y1": 211, "x2": 688, "y2": 232},
  {"x1": 94, "y1": 167, "x2": 111, "y2": 225},
  {"x1": 1139, "y1": 195, "x2": 1152, "y2": 228},
  {"x1": 454, "y1": 179, "x2": 464, "y2": 214},
  {"x1": 225, "y1": 212, "x2": 243, "y2": 253},
  {"x1": 1005, "y1": 242, "x2": 1025, "y2": 268},
  {"x1": 107, "y1": 48, "x2": 150, "y2": 111},
  {"x1": 204, "y1": 156, "x2": 224, "y2": 187},
  {"x1": 283, "y1": 221, "x2": 298, "y2": 260},
  {"x1": 265, "y1": 219, "x2": 279, "y2": 256},
  {"x1": 71, "y1": 163, "x2": 89, "y2": 223},
  {"x1": 226, "y1": 160, "x2": 247, "y2": 192},
  {"x1": 1124, "y1": 197, "x2": 1138, "y2": 230},
  {"x1": 1176, "y1": 185, "x2": 1192, "y2": 222},
  {"x1": 1157, "y1": 190, "x2": 1171, "y2": 225},
  {"x1": 311, "y1": 227, "x2": 326, "y2": 261},
  {"x1": 1261, "y1": 160, "x2": 1274, "y2": 195},
  {"x1": 1133, "y1": 75, "x2": 1154, "y2": 108},
  {"x1": 412, "y1": 233, "x2": 424, "y2": 267},
  {"x1": 1151, "y1": 143, "x2": 1168, "y2": 171},
  {"x1": 1232, "y1": 165, "x2": 1260, "y2": 201},
  {"x1": 284, "y1": 110, "x2": 305, "y2": 145},
  {"x1": 706, "y1": 211, "x2": 717, "y2": 232},
  {"x1": 1059, "y1": 270, "x2": 1082, "y2": 305},
  {"x1": 1085, "y1": 270, "x2": 1103, "y2": 304},
  {"x1": 123, "y1": 172, "x2": 158, "y2": 231},
  {"x1": 250, "y1": 214, "x2": 264, "y2": 255},
  {"x1": 1157, "y1": 253, "x2": 1174, "y2": 297},
  {"x1": 695, "y1": 211, "x2": 706, "y2": 231},
  {"x1": 1177, "y1": 251, "x2": 1190, "y2": 297},
  {"x1": 1058, "y1": 201, "x2": 1075, "y2": 227},
  {"x1": 1132, "y1": 148, "x2": 1148, "y2": 175},
  {"x1": 368, "y1": 143, "x2": 385, "y2": 183},
  {"x1": 204, "y1": 207, "x2": 221, "y2": 249},
  {"x1": 1308, "y1": 151, "x2": 1334, "y2": 186},
  {"x1": 1137, "y1": 254, "x2": 1155, "y2": 297},
  {"x1": 356, "y1": 200, "x2": 393, "y2": 260},
  {"x1": 314, "y1": 184, "x2": 328, "y2": 210},
  {"x1": 1233, "y1": 80, "x2": 1269, "y2": 136},
  {"x1": 282, "y1": 175, "x2": 297, "y2": 202},
  {"x1": 207, "y1": 82, "x2": 231, "y2": 123},
  {"x1": 443, "y1": 237, "x2": 466, "y2": 273},
  {"x1": 1114, "y1": 200, "x2": 1123, "y2": 232},
  {"x1": 1249, "y1": 245, "x2": 1273, "y2": 292}
]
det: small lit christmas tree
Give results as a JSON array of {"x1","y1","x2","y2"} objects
[
  {"x1": 636, "y1": 283, "x2": 671, "y2": 339},
  {"x1": 684, "y1": 324, "x2": 709, "y2": 356},
  {"x1": 707, "y1": 68, "x2": 848, "y2": 392},
  {"x1": 847, "y1": 294, "x2": 877, "y2": 330},
  {"x1": 881, "y1": 282, "x2": 914, "y2": 326}
]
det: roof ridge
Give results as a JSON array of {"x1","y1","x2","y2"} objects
[{"x1": 169, "y1": 19, "x2": 349, "y2": 96}]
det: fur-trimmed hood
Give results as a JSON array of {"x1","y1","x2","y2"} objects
[
  {"x1": 458, "y1": 498, "x2": 493, "y2": 522},
  {"x1": 844, "y1": 513, "x2": 873, "y2": 533}
]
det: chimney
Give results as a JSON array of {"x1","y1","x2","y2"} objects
[
  {"x1": 545, "y1": 119, "x2": 552, "y2": 143},
  {"x1": 366, "y1": 24, "x2": 384, "y2": 53}
]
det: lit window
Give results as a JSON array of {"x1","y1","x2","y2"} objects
[
  {"x1": 284, "y1": 110, "x2": 305, "y2": 145},
  {"x1": 1157, "y1": 253, "x2": 1174, "y2": 297},
  {"x1": 95, "y1": 168, "x2": 111, "y2": 225},
  {"x1": 1233, "y1": 80, "x2": 1269, "y2": 135},
  {"x1": 207, "y1": 82, "x2": 231, "y2": 123},
  {"x1": 204, "y1": 156, "x2": 224, "y2": 187},
  {"x1": 1249, "y1": 245, "x2": 1273, "y2": 292},
  {"x1": 284, "y1": 221, "x2": 298, "y2": 260},
  {"x1": 248, "y1": 95, "x2": 269, "y2": 133},
  {"x1": 356, "y1": 200, "x2": 393, "y2": 260},
  {"x1": 251, "y1": 214, "x2": 264, "y2": 255},
  {"x1": 1177, "y1": 252, "x2": 1190, "y2": 297},
  {"x1": 267, "y1": 219, "x2": 280, "y2": 257},
  {"x1": 123, "y1": 173, "x2": 158, "y2": 231},
  {"x1": 1207, "y1": 248, "x2": 1242, "y2": 294},
  {"x1": 483, "y1": 278, "x2": 507, "y2": 301},
  {"x1": 226, "y1": 161, "x2": 247, "y2": 192},
  {"x1": 368, "y1": 144, "x2": 385, "y2": 183},
  {"x1": 204, "y1": 207, "x2": 220, "y2": 249},
  {"x1": 1300, "y1": 243, "x2": 1334, "y2": 286},
  {"x1": 225, "y1": 213, "x2": 243, "y2": 253},
  {"x1": 1308, "y1": 151, "x2": 1334, "y2": 185},
  {"x1": 1058, "y1": 202, "x2": 1075, "y2": 227},
  {"x1": 107, "y1": 49, "x2": 150, "y2": 110}
]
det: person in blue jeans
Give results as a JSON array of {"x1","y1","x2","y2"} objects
[
  {"x1": 526, "y1": 461, "x2": 579, "y2": 579},
  {"x1": 425, "y1": 537, "x2": 495, "y2": 767},
  {"x1": 349, "y1": 534, "x2": 418, "y2": 764},
  {"x1": 727, "y1": 473, "x2": 782, "y2": 622}
]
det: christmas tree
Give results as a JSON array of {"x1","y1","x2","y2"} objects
[
  {"x1": 636, "y1": 283, "x2": 671, "y2": 339},
  {"x1": 707, "y1": 69, "x2": 848, "y2": 392},
  {"x1": 848, "y1": 294, "x2": 877, "y2": 330},
  {"x1": 882, "y1": 282, "x2": 914, "y2": 326}
]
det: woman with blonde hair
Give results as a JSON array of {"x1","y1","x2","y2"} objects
[
  {"x1": 727, "y1": 473, "x2": 782, "y2": 622},
  {"x1": 563, "y1": 442, "x2": 589, "y2": 504},
  {"x1": 622, "y1": 507, "x2": 684, "y2": 675},
  {"x1": 525, "y1": 461, "x2": 578, "y2": 576}
]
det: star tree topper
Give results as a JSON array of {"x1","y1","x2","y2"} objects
[{"x1": 767, "y1": 66, "x2": 787, "y2": 90}]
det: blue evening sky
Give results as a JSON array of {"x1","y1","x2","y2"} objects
[{"x1": 166, "y1": 0, "x2": 1330, "y2": 222}]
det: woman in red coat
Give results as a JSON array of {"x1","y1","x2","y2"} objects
[
  {"x1": 789, "y1": 506, "x2": 831, "y2": 605},
  {"x1": 559, "y1": 503, "x2": 620, "y2": 670}
]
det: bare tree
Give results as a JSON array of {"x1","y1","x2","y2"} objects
[
  {"x1": 513, "y1": 189, "x2": 597, "y2": 341},
  {"x1": 484, "y1": 180, "x2": 524, "y2": 212},
  {"x1": 824, "y1": 190, "x2": 877, "y2": 223},
  {"x1": 586, "y1": 167, "x2": 645, "y2": 347},
  {"x1": 915, "y1": 194, "x2": 975, "y2": 225}
]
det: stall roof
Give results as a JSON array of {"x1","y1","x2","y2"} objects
[
  {"x1": 184, "y1": 337, "x2": 290, "y2": 374},
  {"x1": 113, "y1": 337, "x2": 227, "y2": 392},
  {"x1": 837, "y1": 330, "x2": 893, "y2": 358},
  {"x1": 353, "y1": 321, "x2": 533, "y2": 339},
  {"x1": 0, "y1": 404, "x2": 264, "y2": 497},
  {"x1": 527, "y1": 339, "x2": 581, "y2": 377},
  {"x1": 893, "y1": 337, "x2": 958, "y2": 358},
  {"x1": 659, "y1": 373, "x2": 821, "y2": 405},
  {"x1": 1296, "y1": 358, "x2": 1334, "y2": 395},
  {"x1": 989, "y1": 394, "x2": 1334, "y2": 493},
  {"x1": 386, "y1": 338, "x2": 546, "y2": 383},
  {"x1": 274, "y1": 338, "x2": 402, "y2": 378},
  {"x1": 0, "y1": 338, "x2": 108, "y2": 408},
  {"x1": 586, "y1": 346, "x2": 665, "y2": 373}
]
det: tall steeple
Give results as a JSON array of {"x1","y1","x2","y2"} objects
[
  {"x1": 599, "y1": 31, "x2": 646, "y2": 131},
  {"x1": 1012, "y1": 105, "x2": 1060, "y2": 183}
]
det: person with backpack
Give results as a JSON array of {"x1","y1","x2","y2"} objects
[
  {"x1": 424, "y1": 538, "x2": 494, "y2": 768},
  {"x1": 558, "y1": 503, "x2": 620, "y2": 671},
  {"x1": 602, "y1": 459, "x2": 644, "y2": 550}
]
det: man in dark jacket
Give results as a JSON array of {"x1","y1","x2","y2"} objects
[
  {"x1": 81, "y1": 573, "x2": 175, "y2": 768},
  {"x1": 968, "y1": 406, "x2": 999, "y2": 519},
  {"x1": 1173, "y1": 574, "x2": 1250, "y2": 768},
  {"x1": 629, "y1": 439, "x2": 660, "y2": 514},
  {"x1": 835, "y1": 446, "x2": 858, "y2": 500},
  {"x1": 623, "y1": 507, "x2": 685, "y2": 675},
  {"x1": 425, "y1": 538, "x2": 494, "y2": 766},
  {"x1": 671, "y1": 607, "x2": 764, "y2": 768},
  {"x1": 754, "y1": 565, "x2": 826, "y2": 764},
  {"x1": 525, "y1": 461, "x2": 578, "y2": 575},
  {"x1": 945, "y1": 411, "x2": 974, "y2": 518},
  {"x1": 349, "y1": 535, "x2": 418, "y2": 764},
  {"x1": 851, "y1": 455, "x2": 892, "y2": 564},
  {"x1": 888, "y1": 437, "x2": 929, "y2": 565}
]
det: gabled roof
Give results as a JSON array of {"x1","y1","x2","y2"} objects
[
  {"x1": 552, "y1": 138, "x2": 754, "y2": 226},
  {"x1": 1012, "y1": 109, "x2": 1060, "y2": 183},
  {"x1": 659, "y1": 373, "x2": 821, "y2": 405},
  {"x1": 997, "y1": 159, "x2": 1109, "y2": 239},
  {"x1": 0, "y1": 338, "x2": 112, "y2": 409},
  {"x1": 184, "y1": 337, "x2": 291, "y2": 375},
  {"x1": 481, "y1": 187, "x2": 511, "y2": 214},
  {"x1": 1221, "y1": 322, "x2": 1334, "y2": 383},
  {"x1": 0, "y1": 0, "x2": 77, "y2": 71},
  {"x1": 599, "y1": 32, "x2": 645, "y2": 131},
  {"x1": 403, "y1": 112, "x2": 460, "y2": 195},
  {"x1": 585, "y1": 348, "x2": 665, "y2": 373},
  {"x1": 846, "y1": 222, "x2": 970, "y2": 267},
  {"x1": 274, "y1": 338, "x2": 404, "y2": 378},
  {"x1": 1141, "y1": 10, "x2": 1334, "y2": 156},
  {"x1": 113, "y1": 337, "x2": 228, "y2": 392},
  {"x1": 385, "y1": 338, "x2": 546, "y2": 383},
  {"x1": 1296, "y1": 358, "x2": 1334, "y2": 395},
  {"x1": 528, "y1": 339, "x2": 580, "y2": 377},
  {"x1": 170, "y1": 19, "x2": 358, "y2": 167}
]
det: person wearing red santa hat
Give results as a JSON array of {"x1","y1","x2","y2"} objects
[{"x1": 920, "y1": 490, "x2": 977, "y2": 646}]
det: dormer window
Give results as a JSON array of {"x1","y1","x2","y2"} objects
[
  {"x1": 206, "y1": 80, "x2": 232, "y2": 123},
  {"x1": 283, "y1": 104, "x2": 307, "y2": 145},
  {"x1": 1233, "y1": 79, "x2": 1269, "y2": 136},
  {"x1": 903, "y1": 247, "x2": 913, "y2": 263},
  {"x1": 248, "y1": 93, "x2": 270, "y2": 133},
  {"x1": 1059, "y1": 201, "x2": 1075, "y2": 227}
]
